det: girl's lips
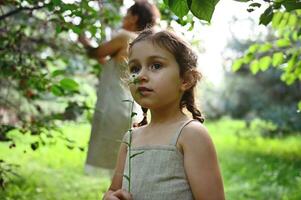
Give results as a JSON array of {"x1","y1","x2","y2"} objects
[
  {"x1": 137, "y1": 86, "x2": 153, "y2": 95},
  {"x1": 137, "y1": 86, "x2": 153, "y2": 92}
]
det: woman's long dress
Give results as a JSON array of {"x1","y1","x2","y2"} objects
[{"x1": 85, "y1": 59, "x2": 141, "y2": 170}]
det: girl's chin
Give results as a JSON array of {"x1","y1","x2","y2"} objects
[{"x1": 134, "y1": 100, "x2": 152, "y2": 109}]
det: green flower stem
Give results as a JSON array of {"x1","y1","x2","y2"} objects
[{"x1": 128, "y1": 99, "x2": 134, "y2": 193}]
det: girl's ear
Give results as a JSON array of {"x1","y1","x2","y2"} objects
[{"x1": 180, "y1": 72, "x2": 196, "y2": 92}]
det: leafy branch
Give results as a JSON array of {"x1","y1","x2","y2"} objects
[{"x1": 0, "y1": 4, "x2": 45, "y2": 21}]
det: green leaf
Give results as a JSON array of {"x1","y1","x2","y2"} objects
[
  {"x1": 131, "y1": 112, "x2": 137, "y2": 118},
  {"x1": 59, "y1": 78, "x2": 79, "y2": 91},
  {"x1": 243, "y1": 53, "x2": 254, "y2": 64},
  {"x1": 278, "y1": 12, "x2": 290, "y2": 29},
  {"x1": 281, "y1": 73, "x2": 296, "y2": 85},
  {"x1": 259, "y1": 56, "x2": 271, "y2": 71},
  {"x1": 258, "y1": 43, "x2": 272, "y2": 53},
  {"x1": 259, "y1": 6, "x2": 273, "y2": 25},
  {"x1": 122, "y1": 141, "x2": 130, "y2": 147},
  {"x1": 123, "y1": 174, "x2": 130, "y2": 182},
  {"x1": 190, "y1": 0, "x2": 220, "y2": 23},
  {"x1": 56, "y1": 26, "x2": 62, "y2": 34},
  {"x1": 52, "y1": 0, "x2": 61, "y2": 6},
  {"x1": 248, "y1": 44, "x2": 259, "y2": 53},
  {"x1": 288, "y1": 14, "x2": 298, "y2": 27},
  {"x1": 286, "y1": 54, "x2": 297, "y2": 72},
  {"x1": 249, "y1": 3, "x2": 261, "y2": 8},
  {"x1": 292, "y1": 31, "x2": 299, "y2": 41},
  {"x1": 298, "y1": 101, "x2": 301, "y2": 112},
  {"x1": 31, "y1": 141, "x2": 39, "y2": 151},
  {"x1": 273, "y1": 2, "x2": 282, "y2": 9},
  {"x1": 130, "y1": 151, "x2": 144, "y2": 159},
  {"x1": 52, "y1": 70, "x2": 65, "y2": 77},
  {"x1": 250, "y1": 60, "x2": 259, "y2": 74},
  {"x1": 168, "y1": 0, "x2": 189, "y2": 18},
  {"x1": 276, "y1": 39, "x2": 291, "y2": 47},
  {"x1": 294, "y1": 61, "x2": 301, "y2": 81},
  {"x1": 272, "y1": 12, "x2": 282, "y2": 28},
  {"x1": 282, "y1": 2, "x2": 301, "y2": 12},
  {"x1": 71, "y1": 26, "x2": 82, "y2": 34},
  {"x1": 232, "y1": 58, "x2": 244, "y2": 72},
  {"x1": 51, "y1": 84, "x2": 64, "y2": 96},
  {"x1": 61, "y1": 3, "x2": 78, "y2": 11},
  {"x1": 272, "y1": 52, "x2": 284, "y2": 67}
]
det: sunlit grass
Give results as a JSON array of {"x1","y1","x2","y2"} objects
[
  {"x1": 0, "y1": 123, "x2": 110, "y2": 200},
  {"x1": 1, "y1": 118, "x2": 301, "y2": 200},
  {"x1": 207, "y1": 118, "x2": 301, "y2": 200}
]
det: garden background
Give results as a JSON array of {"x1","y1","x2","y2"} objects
[{"x1": 1, "y1": 0, "x2": 301, "y2": 199}]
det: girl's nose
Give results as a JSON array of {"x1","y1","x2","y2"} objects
[{"x1": 137, "y1": 68, "x2": 148, "y2": 82}]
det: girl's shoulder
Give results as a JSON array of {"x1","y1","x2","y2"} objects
[
  {"x1": 178, "y1": 120, "x2": 213, "y2": 149},
  {"x1": 122, "y1": 125, "x2": 146, "y2": 142}
]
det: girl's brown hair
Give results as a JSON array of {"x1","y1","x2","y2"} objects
[{"x1": 130, "y1": 29, "x2": 205, "y2": 126}]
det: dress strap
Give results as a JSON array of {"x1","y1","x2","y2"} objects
[{"x1": 170, "y1": 119, "x2": 197, "y2": 146}]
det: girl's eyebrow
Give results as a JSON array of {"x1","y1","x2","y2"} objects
[
  {"x1": 128, "y1": 59, "x2": 138, "y2": 65},
  {"x1": 148, "y1": 55, "x2": 168, "y2": 61},
  {"x1": 129, "y1": 55, "x2": 167, "y2": 64}
]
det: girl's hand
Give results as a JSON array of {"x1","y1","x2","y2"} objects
[
  {"x1": 103, "y1": 189, "x2": 133, "y2": 200},
  {"x1": 112, "y1": 189, "x2": 133, "y2": 200}
]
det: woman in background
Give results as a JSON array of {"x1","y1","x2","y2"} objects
[{"x1": 79, "y1": 0, "x2": 160, "y2": 175}]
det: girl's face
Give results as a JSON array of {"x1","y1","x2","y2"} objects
[{"x1": 128, "y1": 40, "x2": 186, "y2": 110}]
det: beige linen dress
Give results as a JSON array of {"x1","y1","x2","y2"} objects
[{"x1": 122, "y1": 119, "x2": 197, "y2": 200}]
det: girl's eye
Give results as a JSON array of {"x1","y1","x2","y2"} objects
[
  {"x1": 130, "y1": 66, "x2": 140, "y2": 74},
  {"x1": 150, "y1": 63, "x2": 162, "y2": 70}
]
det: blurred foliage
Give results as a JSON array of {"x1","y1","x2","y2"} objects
[
  {"x1": 0, "y1": 0, "x2": 123, "y2": 186},
  {"x1": 0, "y1": 0, "x2": 124, "y2": 145},
  {"x1": 232, "y1": 0, "x2": 301, "y2": 111},
  {"x1": 202, "y1": 15, "x2": 301, "y2": 135},
  {"x1": 162, "y1": 0, "x2": 219, "y2": 23}
]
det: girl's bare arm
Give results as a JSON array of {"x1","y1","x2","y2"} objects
[
  {"x1": 180, "y1": 122, "x2": 225, "y2": 200},
  {"x1": 109, "y1": 142, "x2": 127, "y2": 191}
]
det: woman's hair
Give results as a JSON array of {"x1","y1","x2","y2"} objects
[
  {"x1": 130, "y1": 29, "x2": 205, "y2": 126},
  {"x1": 128, "y1": 0, "x2": 160, "y2": 31}
]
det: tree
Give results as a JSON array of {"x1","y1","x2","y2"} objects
[
  {"x1": 216, "y1": 20, "x2": 301, "y2": 134},
  {"x1": 0, "y1": 0, "x2": 123, "y2": 187},
  {"x1": 232, "y1": 0, "x2": 301, "y2": 111}
]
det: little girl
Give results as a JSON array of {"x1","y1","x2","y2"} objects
[{"x1": 103, "y1": 29, "x2": 225, "y2": 200}]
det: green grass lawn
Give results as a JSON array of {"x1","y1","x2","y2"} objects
[{"x1": 1, "y1": 118, "x2": 301, "y2": 200}]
